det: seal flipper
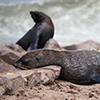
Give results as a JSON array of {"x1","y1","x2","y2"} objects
[
  {"x1": 28, "y1": 34, "x2": 39, "y2": 51},
  {"x1": 91, "y1": 74, "x2": 100, "y2": 83}
]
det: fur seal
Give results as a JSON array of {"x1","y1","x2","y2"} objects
[
  {"x1": 16, "y1": 11, "x2": 54, "y2": 51},
  {"x1": 13, "y1": 49, "x2": 100, "y2": 84}
]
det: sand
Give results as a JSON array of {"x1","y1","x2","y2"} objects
[{"x1": 0, "y1": 80, "x2": 100, "y2": 100}]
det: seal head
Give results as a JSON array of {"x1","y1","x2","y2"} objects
[{"x1": 30, "y1": 11, "x2": 46, "y2": 23}]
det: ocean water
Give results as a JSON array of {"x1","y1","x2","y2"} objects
[{"x1": 0, "y1": 0, "x2": 100, "y2": 47}]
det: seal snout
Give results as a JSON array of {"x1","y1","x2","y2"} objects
[
  {"x1": 30, "y1": 11, "x2": 38, "y2": 15},
  {"x1": 13, "y1": 62, "x2": 25, "y2": 70},
  {"x1": 30, "y1": 11, "x2": 33, "y2": 15},
  {"x1": 30, "y1": 11, "x2": 37, "y2": 22}
]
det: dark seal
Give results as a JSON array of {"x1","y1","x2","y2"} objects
[
  {"x1": 13, "y1": 49, "x2": 100, "y2": 84},
  {"x1": 16, "y1": 11, "x2": 54, "y2": 51}
]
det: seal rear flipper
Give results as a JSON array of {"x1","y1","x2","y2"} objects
[{"x1": 91, "y1": 74, "x2": 100, "y2": 83}]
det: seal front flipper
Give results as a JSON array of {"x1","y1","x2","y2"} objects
[
  {"x1": 16, "y1": 29, "x2": 32, "y2": 51},
  {"x1": 91, "y1": 74, "x2": 100, "y2": 83},
  {"x1": 28, "y1": 35, "x2": 39, "y2": 51}
]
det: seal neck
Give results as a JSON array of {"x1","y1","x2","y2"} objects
[{"x1": 33, "y1": 49, "x2": 67, "y2": 68}]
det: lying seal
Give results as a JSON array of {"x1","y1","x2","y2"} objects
[
  {"x1": 16, "y1": 11, "x2": 54, "y2": 51},
  {"x1": 13, "y1": 49, "x2": 100, "y2": 84}
]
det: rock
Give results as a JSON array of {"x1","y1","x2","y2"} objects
[
  {"x1": 0, "y1": 43, "x2": 26, "y2": 64},
  {"x1": 63, "y1": 40, "x2": 100, "y2": 50},
  {"x1": 0, "y1": 43, "x2": 26, "y2": 73},
  {"x1": 0, "y1": 65, "x2": 61, "y2": 96},
  {"x1": 0, "y1": 60, "x2": 17, "y2": 73},
  {"x1": 0, "y1": 86, "x2": 5, "y2": 97},
  {"x1": 44, "y1": 39, "x2": 65, "y2": 51},
  {"x1": 27, "y1": 65, "x2": 61, "y2": 85},
  {"x1": 39, "y1": 65, "x2": 61, "y2": 79},
  {"x1": 97, "y1": 48, "x2": 100, "y2": 52},
  {"x1": 0, "y1": 75, "x2": 25, "y2": 96}
]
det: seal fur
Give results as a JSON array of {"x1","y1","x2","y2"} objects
[{"x1": 13, "y1": 49, "x2": 100, "y2": 84}]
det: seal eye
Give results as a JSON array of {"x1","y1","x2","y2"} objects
[{"x1": 21, "y1": 59, "x2": 30, "y2": 65}]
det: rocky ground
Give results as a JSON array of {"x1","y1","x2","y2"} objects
[
  {"x1": 1, "y1": 80, "x2": 100, "y2": 100},
  {"x1": 0, "y1": 40, "x2": 100, "y2": 100}
]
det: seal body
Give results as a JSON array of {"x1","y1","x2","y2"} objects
[
  {"x1": 16, "y1": 11, "x2": 54, "y2": 51},
  {"x1": 13, "y1": 49, "x2": 100, "y2": 84}
]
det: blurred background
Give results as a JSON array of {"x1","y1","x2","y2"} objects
[{"x1": 0, "y1": 0, "x2": 100, "y2": 47}]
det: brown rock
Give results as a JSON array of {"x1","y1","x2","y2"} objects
[
  {"x1": 44, "y1": 39, "x2": 65, "y2": 51},
  {"x1": 0, "y1": 65, "x2": 61, "y2": 96},
  {"x1": 0, "y1": 75, "x2": 25, "y2": 96},
  {"x1": 63, "y1": 40, "x2": 100, "y2": 50},
  {"x1": 0, "y1": 60, "x2": 17, "y2": 73},
  {"x1": 0, "y1": 43, "x2": 26, "y2": 64}
]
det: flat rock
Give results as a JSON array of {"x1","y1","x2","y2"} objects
[
  {"x1": 0, "y1": 43, "x2": 26, "y2": 64},
  {"x1": 0, "y1": 60, "x2": 17, "y2": 73},
  {"x1": 0, "y1": 43, "x2": 26, "y2": 73},
  {"x1": 63, "y1": 40, "x2": 100, "y2": 50},
  {"x1": 0, "y1": 75, "x2": 25, "y2": 96},
  {"x1": 0, "y1": 65, "x2": 61, "y2": 96},
  {"x1": 44, "y1": 39, "x2": 65, "y2": 50}
]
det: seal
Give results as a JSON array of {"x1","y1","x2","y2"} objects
[
  {"x1": 16, "y1": 11, "x2": 54, "y2": 51},
  {"x1": 13, "y1": 49, "x2": 100, "y2": 84}
]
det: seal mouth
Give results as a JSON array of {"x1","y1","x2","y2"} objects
[
  {"x1": 30, "y1": 11, "x2": 35, "y2": 18},
  {"x1": 13, "y1": 63, "x2": 26, "y2": 70},
  {"x1": 30, "y1": 11, "x2": 38, "y2": 22},
  {"x1": 30, "y1": 11, "x2": 39, "y2": 15},
  {"x1": 30, "y1": 11, "x2": 45, "y2": 23},
  {"x1": 30, "y1": 11, "x2": 34, "y2": 15}
]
